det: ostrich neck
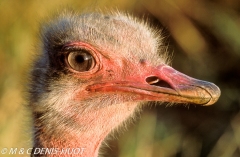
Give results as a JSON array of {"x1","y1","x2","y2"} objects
[
  {"x1": 32, "y1": 102, "x2": 138, "y2": 157},
  {"x1": 33, "y1": 126, "x2": 102, "y2": 157}
]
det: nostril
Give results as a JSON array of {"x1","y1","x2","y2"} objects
[
  {"x1": 146, "y1": 76, "x2": 172, "y2": 89},
  {"x1": 146, "y1": 76, "x2": 159, "y2": 85}
]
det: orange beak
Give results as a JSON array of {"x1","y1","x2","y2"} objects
[{"x1": 87, "y1": 64, "x2": 220, "y2": 106}]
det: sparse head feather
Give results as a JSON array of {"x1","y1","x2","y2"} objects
[{"x1": 41, "y1": 11, "x2": 168, "y2": 67}]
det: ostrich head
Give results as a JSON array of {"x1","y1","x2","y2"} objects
[{"x1": 29, "y1": 11, "x2": 220, "y2": 157}]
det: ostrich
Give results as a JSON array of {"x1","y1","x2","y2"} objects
[{"x1": 29, "y1": 11, "x2": 220, "y2": 157}]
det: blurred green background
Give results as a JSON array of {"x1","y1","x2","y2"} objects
[{"x1": 0, "y1": 0, "x2": 240, "y2": 156}]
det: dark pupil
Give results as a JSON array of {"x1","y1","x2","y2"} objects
[
  {"x1": 68, "y1": 50, "x2": 93, "y2": 72},
  {"x1": 75, "y1": 55, "x2": 85, "y2": 64}
]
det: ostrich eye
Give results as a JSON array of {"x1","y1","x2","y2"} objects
[{"x1": 67, "y1": 50, "x2": 95, "y2": 72}]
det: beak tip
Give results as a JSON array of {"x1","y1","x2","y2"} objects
[{"x1": 203, "y1": 83, "x2": 221, "y2": 106}]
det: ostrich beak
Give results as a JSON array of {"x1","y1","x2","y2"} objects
[
  {"x1": 144, "y1": 65, "x2": 221, "y2": 105},
  {"x1": 87, "y1": 65, "x2": 221, "y2": 106}
]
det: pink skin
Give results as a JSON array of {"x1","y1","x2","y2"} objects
[
  {"x1": 67, "y1": 42, "x2": 220, "y2": 106},
  {"x1": 37, "y1": 42, "x2": 220, "y2": 157}
]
